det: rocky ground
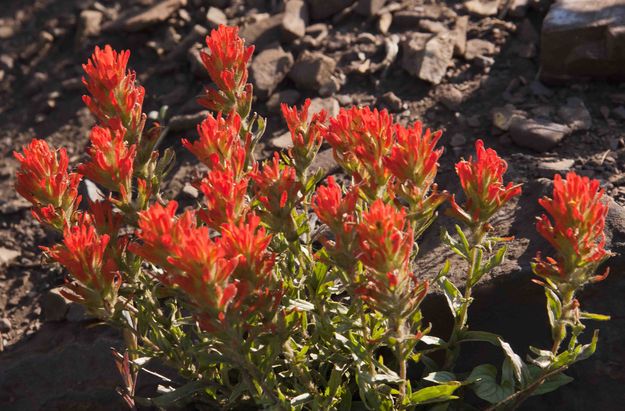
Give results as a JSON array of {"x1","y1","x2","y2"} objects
[{"x1": 1, "y1": 0, "x2": 625, "y2": 409}]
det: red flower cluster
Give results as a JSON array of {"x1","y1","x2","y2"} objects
[
  {"x1": 131, "y1": 201, "x2": 239, "y2": 313},
  {"x1": 44, "y1": 218, "x2": 121, "y2": 308},
  {"x1": 197, "y1": 168, "x2": 249, "y2": 230},
  {"x1": 327, "y1": 107, "x2": 393, "y2": 196},
  {"x1": 311, "y1": 176, "x2": 360, "y2": 271},
  {"x1": 251, "y1": 153, "x2": 301, "y2": 219},
  {"x1": 534, "y1": 172, "x2": 610, "y2": 284},
  {"x1": 281, "y1": 99, "x2": 328, "y2": 174},
  {"x1": 449, "y1": 140, "x2": 521, "y2": 227},
  {"x1": 78, "y1": 126, "x2": 136, "y2": 198},
  {"x1": 82, "y1": 45, "x2": 145, "y2": 140},
  {"x1": 182, "y1": 112, "x2": 247, "y2": 177},
  {"x1": 14, "y1": 139, "x2": 81, "y2": 228},
  {"x1": 198, "y1": 25, "x2": 254, "y2": 115}
]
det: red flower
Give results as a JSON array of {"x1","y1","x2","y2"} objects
[
  {"x1": 78, "y1": 126, "x2": 136, "y2": 198},
  {"x1": 14, "y1": 139, "x2": 81, "y2": 227},
  {"x1": 197, "y1": 167, "x2": 249, "y2": 229},
  {"x1": 182, "y1": 112, "x2": 247, "y2": 177},
  {"x1": 131, "y1": 201, "x2": 239, "y2": 313},
  {"x1": 327, "y1": 107, "x2": 393, "y2": 196},
  {"x1": 534, "y1": 172, "x2": 610, "y2": 284},
  {"x1": 448, "y1": 139, "x2": 521, "y2": 227},
  {"x1": 356, "y1": 199, "x2": 413, "y2": 274},
  {"x1": 281, "y1": 99, "x2": 328, "y2": 173},
  {"x1": 82, "y1": 45, "x2": 145, "y2": 139},
  {"x1": 221, "y1": 213, "x2": 275, "y2": 291},
  {"x1": 251, "y1": 153, "x2": 301, "y2": 217},
  {"x1": 198, "y1": 25, "x2": 254, "y2": 115},
  {"x1": 44, "y1": 218, "x2": 120, "y2": 306}
]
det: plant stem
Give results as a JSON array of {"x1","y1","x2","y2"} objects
[{"x1": 393, "y1": 316, "x2": 408, "y2": 403}]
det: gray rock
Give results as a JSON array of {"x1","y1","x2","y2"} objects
[
  {"x1": 266, "y1": 89, "x2": 301, "y2": 112},
  {"x1": 309, "y1": 97, "x2": 340, "y2": 118},
  {"x1": 536, "y1": 158, "x2": 576, "y2": 177},
  {"x1": 250, "y1": 45, "x2": 294, "y2": 100},
  {"x1": 282, "y1": 0, "x2": 308, "y2": 41},
  {"x1": 509, "y1": 117, "x2": 572, "y2": 152},
  {"x1": 450, "y1": 133, "x2": 467, "y2": 147},
  {"x1": 465, "y1": 38, "x2": 496, "y2": 60},
  {"x1": 453, "y1": 15, "x2": 469, "y2": 56},
  {"x1": 0, "y1": 317, "x2": 10, "y2": 333},
  {"x1": 288, "y1": 50, "x2": 337, "y2": 92},
  {"x1": 240, "y1": 13, "x2": 284, "y2": 51},
  {"x1": 541, "y1": 0, "x2": 625, "y2": 82},
  {"x1": 419, "y1": 19, "x2": 448, "y2": 33},
  {"x1": 105, "y1": 0, "x2": 186, "y2": 32},
  {"x1": 464, "y1": 0, "x2": 500, "y2": 16},
  {"x1": 169, "y1": 111, "x2": 209, "y2": 132},
  {"x1": 310, "y1": 149, "x2": 339, "y2": 175},
  {"x1": 41, "y1": 288, "x2": 71, "y2": 322},
  {"x1": 206, "y1": 6, "x2": 227, "y2": 28},
  {"x1": 401, "y1": 32, "x2": 454, "y2": 84},
  {"x1": 355, "y1": 0, "x2": 386, "y2": 16},
  {"x1": 0, "y1": 247, "x2": 20, "y2": 266},
  {"x1": 557, "y1": 97, "x2": 592, "y2": 131},
  {"x1": 188, "y1": 43, "x2": 209, "y2": 79},
  {"x1": 76, "y1": 10, "x2": 103, "y2": 41},
  {"x1": 378, "y1": 12, "x2": 392, "y2": 34},
  {"x1": 307, "y1": 0, "x2": 355, "y2": 20},
  {"x1": 491, "y1": 104, "x2": 527, "y2": 131},
  {"x1": 380, "y1": 91, "x2": 403, "y2": 112},
  {"x1": 271, "y1": 131, "x2": 293, "y2": 149},
  {"x1": 436, "y1": 84, "x2": 464, "y2": 110}
]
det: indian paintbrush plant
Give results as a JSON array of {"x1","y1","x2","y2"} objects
[{"x1": 14, "y1": 25, "x2": 612, "y2": 410}]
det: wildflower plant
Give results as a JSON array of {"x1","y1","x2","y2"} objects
[{"x1": 15, "y1": 25, "x2": 612, "y2": 410}]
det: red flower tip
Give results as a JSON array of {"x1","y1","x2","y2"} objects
[
  {"x1": 14, "y1": 139, "x2": 81, "y2": 227},
  {"x1": 281, "y1": 98, "x2": 328, "y2": 171},
  {"x1": 198, "y1": 167, "x2": 249, "y2": 229},
  {"x1": 78, "y1": 126, "x2": 136, "y2": 197},
  {"x1": 449, "y1": 139, "x2": 521, "y2": 226},
  {"x1": 251, "y1": 153, "x2": 301, "y2": 216},
  {"x1": 534, "y1": 172, "x2": 610, "y2": 284}
]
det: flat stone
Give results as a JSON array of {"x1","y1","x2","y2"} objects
[
  {"x1": 307, "y1": 0, "x2": 355, "y2": 20},
  {"x1": 536, "y1": 158, "x2": 576, "y2": 177},
  {"x1": 453, "y1": 15, "x2": 469, "y2": 56},
  {"x1": 206, "y1": 7, "x2": 227, "y2": 28},
  {"x1": 401, "y1": 32, "x2": 454, "y2": 84},
  {"x1": 266, "y1": 89, "x2": 301, "y2": 112},
  {"x1": 465, "y1": 0, "x2": 500, "y2": 16},
  {"x1": 169, "y1": 111, "x2": 209, "y2": 132},
  {"x1": 0, "y1": 247, "x2": 19, "y2": 266},
  {"x1": 491, "y1": 104, "x2": 528, "y2": 130},
  {"x1": 271, "y1": 131, "x2": 293, "y2": 149},
  {"x1": 309, "y1": 97, "x2": 340, "y2": 118},
  {"x1": 106, "y1": 0, "x2": 186, "y2": 32},
  {"x1": 250, "y1": 45, "x2": 294, "y2": 100},
  {"x1": 240, "y1": 13, "x2": 284, "y2": 51},
  {"x1": 288, "y1": 50, "x2": 337, "y2": 92},
  {"x1": 541, "y1": 0, "x2": 625, "y2": 82},
  {"x1": 355, "y1": 0, "x2": 386, "y2": 16},
  {"x1": 557, "y1": 97, "x2": 592, "y2": 131},
  {"x1": 282, "y1": 0, "x2": 308, "y2": 41},
  {"x1": 310, "y1": 148, "x2": 339, "y2": 175},
  {"x1": 465, "y1": 38, "x2": 496, "y2": 60},
  {"x1": 419, "y1": 19, "x2": 448, "y2": 33},
  {"x1": 509, "y1": 117, "x2": 572, "y2": 152},
  {"x1": 76, "y1": 10, "x2": 103, "y2": 41}
]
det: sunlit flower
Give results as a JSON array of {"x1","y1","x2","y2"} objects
[
  {"x1": 198, "y1": 25, "x2": 254, "y2": 115},
  {"x1": 197, "y1": 167, "x2": 249, "y2": 229},
  {"x1": 251, "y1": 153, "x2": 301, "y2": 217},
  {"x1": 78, "y1": 126, "x2": 136, "y2": 198},
  {"x1": 327, "y1": 106, "x2": 393, "y2": 196},
  {"x1": 14, "y1": 139, "x2": 81, "y2": 228},
  {"x1": 182, "y1": 112, "x2": 247, "y2": 177},
  {"x1": 281, "y1": 98, "x2": 327, "y2": 174},
  {"x1": 448, "y1": 139, "x2": 521, "y2": 227},
  {"x1": 43, "y1": 218, "x2": 120, "y2": 307},
  {"x1": 534, "y1": 172, "x2": 610, "y2": 285},
  {"x1": 82, "y1": 45, "x2": 145, "y2": 139}
]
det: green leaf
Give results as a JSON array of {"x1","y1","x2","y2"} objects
[
  {"x1": 438, "y1": 276, "x2": 463, "y2": 317},
  {"x1": 468, "y1": 364, "x2": 513, "y2": 404},
  {"x1": 441, "y1": 229, "x2": 468, "y2": 259},
  {"x1": 423, "y1": 371, "x2": 457, "y2": 384},
  {"x1": 406, "y1": 383, "x2": 461, "y2": 405},
  {"x1": 455, "y1": 225, "x2": 471, "y2": 257},
  {"x1": 139, "y1": 381, "x2": 205, "y2": 408},
  {"x1": 291, "y1": 393, "x2": 312, "y2": 406},
  {"x1": 286, "y1": 298, "x2": 315, "y2": 311},
  {"x1": 435, "y1": 259, "x2": 451, "y2": 282},
  {"x1": 458, "y1": 330, "x2": 501, "y2": 346},
  {"x1": 531, "y1": 373, "x2": 574, "y2": 396},
  {"x1": 473, "y1": 246, "x2": 506, "y2": 287},
  {"x1": 577, "y1": 329, "x2": 599, "y2": 361},
  {"x1": 544, "y1": 287, "x2": 562, "y2": 333},
  {"x1": 498, "y1": 338, "x2": 531, "y2": 387},
  {"x1": 580, "y1": 312, "x2": 611, "y2": 321},
  {"x1": 468, "y1": 247, "x2": 484, "y2": 287}
]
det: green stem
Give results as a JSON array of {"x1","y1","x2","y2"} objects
[{"x1": 393, "y1": 316, "x2": 408, "y2": 404}]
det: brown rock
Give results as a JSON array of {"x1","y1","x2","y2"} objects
[
  {"x1": 169, "y1": 111, "x2": 209, "y2": 132},
  {"x1": 509, "y1": 117, "x2": 572, "y2": 152},
  {"x1": 355, "y1": 0, "x2": 386, "y2": 16},
  {"x1": 106, "y1": 0, "x2": 186, "y2": 32},
  {"x1": 309, "y1": 97, "x2": 340, "y2": 118},
  {"x1": 0, "y1": 247, "x2": 19, "y2": 266},
  {"x1": 378, "y1": 12, "x2": 392, "y2": 34},
  {"x1": 557, "y1": 97, "x2": 592, "y2": 131},
  {"x1": 240, "y1": 13, "x2": 284, "y2": 51},
  {"x1": 266, "y1": 89, "x2": 301, "y2": 112},
  {"x1": 282, "y1": 0, "x2": 308, "y2": 41},
  {"x1": 288, "y1": 50, "x2": 337, "y2": 92},
  {"x1": 41, "y1": 288, "x2": 70, "y2": 322},
  {"x1": 419, "y1": 19, "x2": 447, "y2": 33},
  {"x1": 188, "y1": 43, "x2": 209, "y2": 79},
  {"x1": 250, "y1": 45, "x2": 294, "y2": 100},
  {"x1": 76, "y1": 10, "x2": 103, "y2": 40},
  {"x1": 465, "y1": 0, "x2": 500, "y2": 16},
  {"x1": 541, "y1": 0, "x2": 625, "y2": 82},
  {"x1": 465, "y1": 38, "x2": 496, "y2": 60},
  {"x1": 436, "y1": 85, "x2": 464, "y2": 110},
  {"x1": 401, "y1": 32, "x2": 454, "y2": 84},
  {"x1": 308, "y1": 0, "x2": 355, "y2": 20},
  {"x1": 206, "y1": 7, "x2": 227, "y2": 28},
  {"x1": 453, "y1": 15, "x2": 469, "y2": 56}
]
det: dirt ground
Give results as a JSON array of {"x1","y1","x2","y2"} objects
[{"x1": 1, "y1": 0, "x2": 625, "y2": 410}]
